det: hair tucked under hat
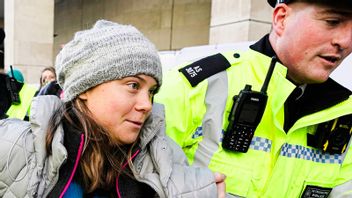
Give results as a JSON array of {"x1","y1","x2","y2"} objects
[{"x1": 55, "y1": 19, "x2": 162, "y2": 102}]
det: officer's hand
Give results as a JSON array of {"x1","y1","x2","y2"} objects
[{"x1": 214, "y1": 172, "x2": 226, "y2": 198}]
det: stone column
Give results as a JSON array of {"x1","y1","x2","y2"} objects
[
  {"x1": 209, "y1": 0, "x2": 273, "y2": 44},
  {"x1": 4, "y1": 0, "x2": 54, "y2": 85}
]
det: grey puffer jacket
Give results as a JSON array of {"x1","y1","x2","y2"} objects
[{"x1": 0, "y1": 96, "x2": 219, "y2": 198}]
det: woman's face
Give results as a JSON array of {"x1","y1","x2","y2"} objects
[
  {"x1": 41, "y1": 70, "x2": 56, "y2": 86},
  {"x1": 79, "y1": 75, "x2": 158, "y2": 145}
]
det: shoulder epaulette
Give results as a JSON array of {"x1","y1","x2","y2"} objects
[{"x1": 178, "y1": 53, "x2": 233, "y2": 87}]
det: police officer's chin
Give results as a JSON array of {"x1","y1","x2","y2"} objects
[{"x1": 286, "y1": 73, "x2": 328, "y2": 85}]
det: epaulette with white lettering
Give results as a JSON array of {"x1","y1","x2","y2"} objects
[{"x1": 178, "y1": 53, "x2": 234, "y2": 87}]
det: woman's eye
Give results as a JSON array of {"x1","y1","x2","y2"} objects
[
  {"x1": 149, "y1": 90, "x2": 155, "y2": 97},
  {"x1": 128, "y1": 82, "x2": 139, "y2": 90},
  {"x1": 149, "y1": 87, "x2": 158, "y2": 96}
]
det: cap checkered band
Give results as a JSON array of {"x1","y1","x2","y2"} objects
[{"x1": 280, "y1": 143, "x2": 342, "y2": 164}]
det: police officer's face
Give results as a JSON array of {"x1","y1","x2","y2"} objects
[{"x1": 272, "y1": 2, "x2": 352, "y2": 84}]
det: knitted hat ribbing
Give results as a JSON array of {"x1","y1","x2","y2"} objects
[{"x1": 55, "y1": 19, "x2": 162, "y2": 102}]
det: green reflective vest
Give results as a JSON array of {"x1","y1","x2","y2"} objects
[
  {"x1": 155, "y1": 49, "x2": 352, "y2": 197},
  {"x1": 6, "y1": 84, "x2": 37, "y2": 120}
]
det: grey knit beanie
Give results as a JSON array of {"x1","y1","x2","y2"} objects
[{"x1": 55, "y1": 19, "x2": 162, "y2": 102}]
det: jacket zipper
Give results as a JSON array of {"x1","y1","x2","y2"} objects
[
  {"x1": 115, "y1": 149, "x2": 141, "y2": 198},
  {"x1": 59, "y1": 133, "x2": 85, "y2": 198}
]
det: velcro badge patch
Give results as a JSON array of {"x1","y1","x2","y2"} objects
[
  {"x1": 178, "y1": 53, "x2": 231, "y2": 87},
  {"x1": 301, "y1": 185, "x2": 332, "y2": 198}
]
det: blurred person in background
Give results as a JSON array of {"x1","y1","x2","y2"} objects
[
  {"x1": 6, "y1": 67, "x2": 24, "y2": 83},
  {"x1": 0, "y1": 28, "x2": 4, "y2": 73},
  {"x1": 1, "y1": 66, "x2": 36, "y2": 120},
  {"x1": 0, "y1": 28, "x2": 9, "y2": 118},
  {"x1": 39, "y1": 67, "x2": 56, "y2": 89},
  {"x1": 36, "y1": 67, "x2": 62, "y2": 97},
  {"x1": 0, "y1": 28, "x2": 36, "y2": 120}
]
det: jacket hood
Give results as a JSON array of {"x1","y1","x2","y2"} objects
[{"x1": 27, "y1": 95, "x2": 66, "y2": 197}]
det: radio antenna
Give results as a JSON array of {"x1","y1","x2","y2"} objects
[
  {"x1": 10, "y1": 65, "x2": 15, "y2": 79},
  {"x1": 260, "y1": 56, "x2": 277, "y2": 94}
]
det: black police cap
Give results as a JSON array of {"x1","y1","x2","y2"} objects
[
  {"x1": 267, "y1": 0, "x2": 290, "y2": 8},
  {"x1": 268, "y1": 0, "x2": 352, "y2": 9}
]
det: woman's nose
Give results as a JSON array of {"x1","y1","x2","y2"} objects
[{"x1": 135, "y1": 92, "x2": 153, "y2": 113}]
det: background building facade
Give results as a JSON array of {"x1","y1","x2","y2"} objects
[{"x1": 1, "y1": 0, "x2": 273, "y2": 84}]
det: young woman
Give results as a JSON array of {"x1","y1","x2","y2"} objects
[
  {"x1": 0, "y1": 20, "x2": 225, "y2": 198},
  {"x1": 39, "y1": 67, "x2": 56, "y2": 89},
  {"x1": 35, "y1": 67, "x2": 63, "y2": 97}
]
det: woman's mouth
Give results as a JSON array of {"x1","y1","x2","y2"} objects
[{"x1": 126, "y1": 120, "x2": 143, "y2": 127}]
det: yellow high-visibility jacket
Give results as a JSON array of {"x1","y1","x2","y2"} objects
[
  {"x1": 6, "y1": 84, "x2": 37, "y2": 120},
  {"x1": 155, "y1": 49, "x2": 352, "y2": 197}
]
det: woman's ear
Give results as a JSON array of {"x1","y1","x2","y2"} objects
[
  {"x1": 272, "y1": 4, "x2": 290, "y2": 37},
  {"x1": 78, "y1": 92, "x2": 88, "y2": 100}
]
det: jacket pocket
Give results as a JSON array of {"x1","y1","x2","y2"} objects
[
  {"x1": 299, "y1": 180, "x2": 334, "y2": 198},
  {"x1": 209, "y1": 160, "x2": 252, "y2": 197}
]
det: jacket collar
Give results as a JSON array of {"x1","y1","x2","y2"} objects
[
  {"x1": 250, "y1": 34, "x2": 276, "y2": 58},
  {"x1": 28, "y1": 96, "x2": 68, "y2": 197},
  {"x1": 138, "y1": 103, "x2": 165, "y2": 150}
]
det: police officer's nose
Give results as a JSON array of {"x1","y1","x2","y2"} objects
[{"x1": 332, "y1": 25, "x2": 352, "y2": 53}]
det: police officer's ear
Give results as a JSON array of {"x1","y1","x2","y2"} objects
[{"x1": 272, "y1": 3, "x2": 290, "y2": 37}]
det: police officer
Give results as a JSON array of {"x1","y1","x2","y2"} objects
[
  {"x1": 0, "y1": 29, "x2": 37, "y2": 120},
  {"x1": 1, "y1": 67, "x2": 37, "y2": 120},
  {"x1": 155, "y1": 0, "x2": 352, "y2": 197}
]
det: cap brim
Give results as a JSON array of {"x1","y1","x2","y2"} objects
[{"x1": 267, "y1": 0, "x2": 276, "y2": 8}]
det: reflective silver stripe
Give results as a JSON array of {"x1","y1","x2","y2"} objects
[
  {"x1": 280, "y1": 143, "x2": 343, "y2": 164},
  {"x1": 193, "y1": 71, "x2": 228, "y2": 167},
  {"x1": 329, "y1": 180, "x2": 352, "y2": 198}
]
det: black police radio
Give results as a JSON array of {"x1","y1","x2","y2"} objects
[
  {"x1": 222, "y1": 56, "x2": 277, "y2": 153},
  {"x1": 5, "y1": 65, "x2": 21, "y2": 105}
]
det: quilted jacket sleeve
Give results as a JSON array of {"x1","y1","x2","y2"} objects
[
  {"x1": 0, "y1": 118, "x2": 35, "y2": 198},
  {"x1": 136, "y1": 103, "x2": 220, "y2": 198},
  {"x1": 167, "y1": 136, "x2": 218, "y2": 197},
  {"x1": 147, "y1": 132, "x2": 218, "y2": 198}
]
